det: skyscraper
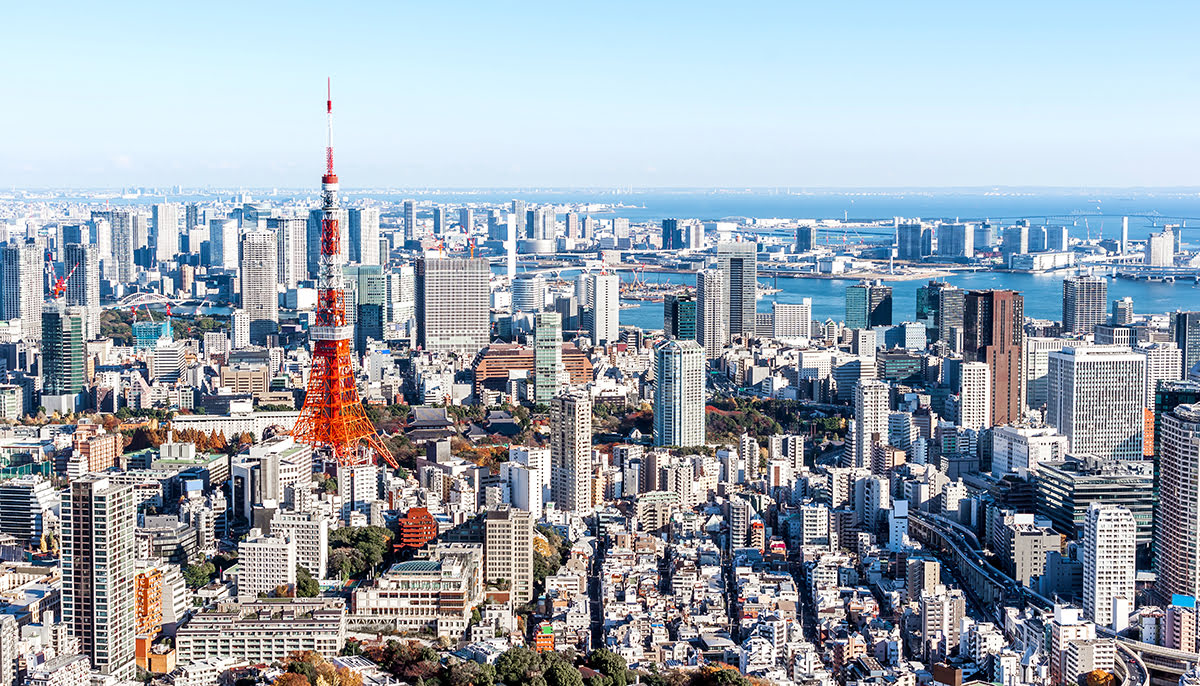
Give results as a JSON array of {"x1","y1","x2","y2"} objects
[
  {"x1": 897, "y1": 222, "x2": 933, "y2": 261},
  {"x1": 41, "y1": 304, "x2": 86, "y2": 404},
  {"x1": 587, "y1": 273, "x2": 619, "y2": 346},
  {"x1": 403, "y1": 200, "x2": 417, "y2": 241},
  {"x1": 717, "y1": 241, "x2": 758, "y2": 337},
  {"x1": 846, "y1": 280, "x2": 892, "y2": 329},
  {"x1": 1135, "y1": 342, "x2": 1183, "y2": 409},
  {"x1": 1082, "y1": 503, "x2": 1135, "y2": 628},
  {"x1": 415, "y1": 257, "x2": 490, "y2": 358},
  {"x1": 662, "y1": 218, "x2": 683, "y2": 250},
  {"x1": 550, "y1": 391, "x2": 592, "y2": 513},
  {"x1": 1155, "y1": 404, "x2": 1200, "y2": 601},
  {"x1": 534, "y1": 312, "x2": 562, "y2": 405},
  {"x1": 1112, "y1": 297, "x2": 1135, "y2": 326},
  {"x1": 1047, "y1": 346, "x2": 1146, "y2": 461},
  {"x1": 1063, "y1": 275, "x2": 1108, "y2": 335},
  {"x1": 0, "y1": 241, "x2": 43, "y2": 341},
  {"x1": 110, "y1": 210, "x2": 136, "y2": 282},
  {"x1": 268, "y1": 217, "x2": 306, "y2": 289},
  {"x1": 936, "y1": 222, "x2": 975, "y2": 258},
  {"x1": 151, "y1": 203, "x2": 179, "y2": 263},
  {"x1": 432, "y1": 206, "x2": 446, "y2": 235},
  {"x1": 511, "y1": 274, "x2": 545, "y2": 313},
  {"x1": 239, "y1": 230, "x2": 279, "y2": 345},
  {"x1": 696, "y1": 269, "x2": 726, "y2": 359},
  {"x1": 959, "y1": 361, "x2": 991, "y2": 430},
  {"x1": 1173, "y1": 312, "x2": 1200, "y2": 377},
  {"x1": 348, "y1": 208, "x2": 380, "y2": 265},
  {"x1": 855, "y1": 380, "x2": 890, "y2": 470},
  {"x1": 796, "y1": 225, "x2": 818, "y2": 253},
  {"x1": 484, "y1": 505, "x2": 534, "y2": 604},
  {"x1": 64, "y1": 243, "x2": 100, "y2": 340},
  {"x1": 653, "y1": 339, "x2": 705, "y2": 448},
  {"x1": 663, "y1": 293, "x2": 697, "y2": 340},
  {"x1": 460, "y1": 207, "x2": 475, "y2": 234},
  {"x1": 963, "y1": 290, "x2": 1024, "y2": 426},
  {"x1": 1146, "y1": 228, "x2": 1174, "y2": 267},
  {"x1": 63, "y1": 475, "x2": 136, "y2": 679}
]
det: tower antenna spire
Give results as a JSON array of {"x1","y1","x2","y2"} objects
[{"x1": 325, "y1": 77, "x2": 335, "y2": 177}]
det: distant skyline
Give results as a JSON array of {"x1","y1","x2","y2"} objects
[{"x1": 6, "y1": 2, "x2": 1199, "y2": 189}]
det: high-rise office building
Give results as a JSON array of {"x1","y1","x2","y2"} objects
[
  {"x1": 1111, "y1": 297, "x2": 1135, "y2": 326},
  {"x1": 151, "y1": 203, "x2": 179, "y2": 263},
  {"x1": 41, "y1": 304, "x2": 86, "y2": 400},
  {"x1": 772, "y1": 299, "x2": 812, "y2": 339},
  {"x1": 511, "y1": 274, "x2": 545, "y2": 313},
  {"x1": 1173, "y1": 312, "x2": 1200, "y2": 377},
  {"x1": 587, "y1": 273, "x2": 619, "y2": 346},
  {"x1": 63, "y1": 476, "x2": 136, "y2": 679},
  {"x1": 1082, "y1": 503, "x2": 1135, "y2": 628},
  {"x1": 653, "y1": 339, "x2": 705, "y2": 448},
  {"x1": 460, "y1": 207, "x2": 474, "y2": 235},
  {"x1": 432, "y1": 206, "x2": 446, "y2": 235},
  {"x1": 564, "y1": 212, "x2": 581, "y2": 240},
  {"x1": 855, "y1": 380, "x2": 890, "y2": 470},
  {"x1": 663, "y1": 293, "x2": 697, "y2": 340},
  {"x1": 1063, "y1": 275, "x2": 1108, "y2": 335},
  {"x1": 1156, "y1": 403, "x2": 1200, "y2": 601},
  {"x1": 696, "y1": 269, "x2": 726, "y2": 359},
  {"x1": 796, "y1": 225, "x2": 818, "y2": 253},
  {"x1": 415, "y1": 257, "x2": 490, "y2": 358},
  {"x1": 846, "y1": 280, "x2": 892, "y2": 330},
  {"x1": 1136, "y1": 343, "x2": 1183, "y2": 409},
  {"x1": 0, "y1": 240, "x2": 43, "y2": 342},
  {"x1": 717, "y1": 241, "x2": 758, "y2": 337},
  {"x1": 915, "y1": 280, "x2": 963, "y2": 344},
  {"x1": 550, "y1": 391, "x2": 592, "y2": 513},
  {"x1": 267, "y1": 217, "x2": 306, "y2": 289},
  {"x1": 510, "y1": 199, "x2": 526, "y2": 239},
  {"x1": 662, "y1": 219, "x2": 683, "y2": 250},
  {"x1": 209, "y1": 218, "x2": 240, "y2": 270},
  {"x1": 963, "y1": 290, "x2": 1024, "y2": 426},
  {"x1": 959, "y1": 361, "x2": 991, "y2": 430},
  {"x1": 1047, "y1": 346, "x2": 1146, "y2": 460},
  {"x1": 484, "y1": 505, "x2": 534, "y2": 604},
  {"x1": 64, "y1": 243, "x2": 100, "y2": 340},
  {"x1": 239, "y1": 231, "x2": 279, "y2": 345},
  {"x1": 403, "y1": 200, "x2": 417, "y2": 241},
  {"x1": 348, "y1": 208, "x2": 380, "y2": 265},
  {"x1": 110, "y1": 210, "x2": 136, "y2": 282},
  {"x1": 185, "y1": 203, "x2": 199, "y2": 232},
  {"x1": 534, "y1": 312, "x2": 562, "y2": 405}
]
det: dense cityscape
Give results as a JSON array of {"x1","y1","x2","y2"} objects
[{"x1": 6, "y1": 3, "x2": 1200, "y2": 686}]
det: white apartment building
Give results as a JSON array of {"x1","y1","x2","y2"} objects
[
  {"x1": 653, "y1": 339, "x2": 706, "y2": 448},
  {"x1": 237, "y1": 528, "x2": 297, "y2": 601},
  {"x1": 270, "y1": 510, "x2": 330, "y2": 578},
  {"x1": 854, "y1": 380, "x2": 889, "y2": 470},
  {"x1": 959, "y1": 361, "x2": 991, "y2": 431},
  {"x1": 1082, "y1": 503, "x2": 1135, "y2": 629},
  {"x1": 175, "y1": 599, "x2": 345, "y2": 665},
  {"x1": 550, "y1": 391, "x2": 593, "y2": 512},
  {"x1": 991, "y1": 425, "x2": 1070, "y2": 476}
]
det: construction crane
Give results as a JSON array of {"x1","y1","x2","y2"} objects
[{"x1": 51, "y1": 261, "x2": 80, "y2": 300}]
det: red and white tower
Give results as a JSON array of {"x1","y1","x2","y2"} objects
[{"x1": 292, "y1": 80, "x2": 396, "y2": 469}]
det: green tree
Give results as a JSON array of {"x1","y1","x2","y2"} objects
[
  {"x1": 495, "y1": 647, "x2": 537, "y2": 686},
  {"x1": 183, "y1": 562, "x2": 216, "y2": 588},
  {"x1": 586, "y1": 649, "x2": 628, "y2": 686},
  {"x1": 544, "y1": 662, "x2": 584, "y2": 686},
  {"x1": 296, "y1": 565, "x2": 319, "y2": 597}
]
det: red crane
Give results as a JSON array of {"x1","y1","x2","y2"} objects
[{"x1": 51, "y1": 261, "x2": 80, "y2": 300}]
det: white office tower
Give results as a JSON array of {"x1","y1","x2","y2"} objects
[
  {"x1": 696, "y1": 269, "x2": 726, "y2": 359},
  {"x1": 268, "y1": 217, "x2": 307, "y2": 289},
  {"x1": 888, "y1": 412, "x2": 917, "y2": 451},
  {"x1": 1062, "y1": 275, "x2": 1108, "y2": 335},
  {"x1": 237, "y1": 528, "x2": 297, "y2": 601},
  {"x1": 958, "y1": 361, "x2": 991, "y2": 430},
  {"x1": 653, "y1": 339, "x2": 705, "y2": 448},
  {"x1": 1145, "y1": 228, "x2": 1174, "y2": 266},
  {"x1": 415, "y1": 257, "x2": 490, "y2": 358},
  {"x1": 348, "y1": 208, "x2": 380, "y2": 265},
  {"x1": 510, "y1": 445, "x2": 552, "y2": 505},
  {"x1": 1082, "y1": 503, "x2": 1135, "y2": 629},
  {"x1": 239, "y1": 230, "x2": 279, "y2": 345},
  {"x1": 151, "y1": 203, "x2": 179, "y2": 263},
  {"x1": 270, "y1": 510, "x2": 329, "y2": 579},
  {"x1": 505, "y1": 217, "x2": 517, "y2": 281},
  {"x1": 62, "y1": 476, "x2": 135, "y2": 680},
  {"x1": 64, "y1": 242, "x2": 101, "y2": 340},
  {"x1": 550, "y1": 391, "x2": 593, "y2": 513},
  {"x1": 990, "y1": 425, "x2": 1069, "y2": 476},
  {"x1": 772, "y1": 299, "x2": 812, "y2": 339},
  {"x1": 230, "y1": 309, "x2": 250, "y2": 349},
  {"x1": 588, "y1": 273, "x2": 619, "y2": 346},
  {"x1": 1135, "y1": 342, "x2": 1183, "y2": 408},
  {"x1": 341, "y1": 464, "x2": 379, "y2": 521},
  {"x1": 1156, "y1": 404, "x2": 1200, "y2": 600},
  {"x1": 1025, "y1": 336, "x2": 1071, "y2": 411},
  {"x1": 0, "y1": 241, "x2": 42, "y2": 341},
  {"x1": 209, "y1": 218, "x2": 239, "y2": 270},
  {"x1": 717, "y1": 241, "x2": 758, "y2": 337},
  {"x1": 403, "y1": 200, "x2": 417, "y2": 241},
  {"x1": 855, "y1": 380, "x2": 890, "y2": 470},
  {"x1": 512, "y1": 274, "x2": 546, "y2": 313},
  {"x1": 485, "y1": 505, "x2": 535, "y2": 604},
  {"x1": 1047, "y1": 346, "x2": 1146, "y2": 460}
]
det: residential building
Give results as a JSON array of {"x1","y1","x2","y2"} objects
[
  {"x1": 237, "y1": 528, "x2": 298, "y2": 601},
  {"x1": 653, "y1": 339, "x2": 705, "y2": 448},
  {"x1": 1156, "y1": 404, "x2": 1200, "y2": 601},
  {"x1": 1082, "y1": 503, "x2": 1135, "y2": 628},
  {"x1": 963, "y1": 290, "x2": 1024, "y2": 426},
  {"x1": 240, "y1": 230, "x2": 279, "y2": 345},
  {"x1": 485, "y1": 505, "x2": 534, "y2": 604},
  {"x1": 176, "y1": 599, "x2": 346, "y2": 664},
  {"x1": 696, "y1": 269, "x2": 726, "y2": 359},
  {"x1": 717, "y1": 241, "x2": 758, "y2": 337},
  {"x1": 550, "y1": 391, "x2": 592, "y2": 513},
  {"x1": 587, "y1": 273, "x2": 619, "y2": 346},
  {"x1": 533, "y1": 312, "x2": 563, "y2": 404},
  {"x1": 1062, "y1": 275, "x2": 1108, "y2": 335},
  {"x1": 0, "y1": 241, "x2": 42, "y2": 341}
]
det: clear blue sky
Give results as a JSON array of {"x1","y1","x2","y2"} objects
[{"x1": 5, "y1": 2, "x2": 1199, "y2": 188}]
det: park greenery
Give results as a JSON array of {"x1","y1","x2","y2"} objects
[{"x1": 327, "y1": 525, "x2": 393, "y2": 579}]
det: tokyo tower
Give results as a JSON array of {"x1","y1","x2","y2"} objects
[{"x1": 292, "y1": 80, "x2": 397, "y2": 469}]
